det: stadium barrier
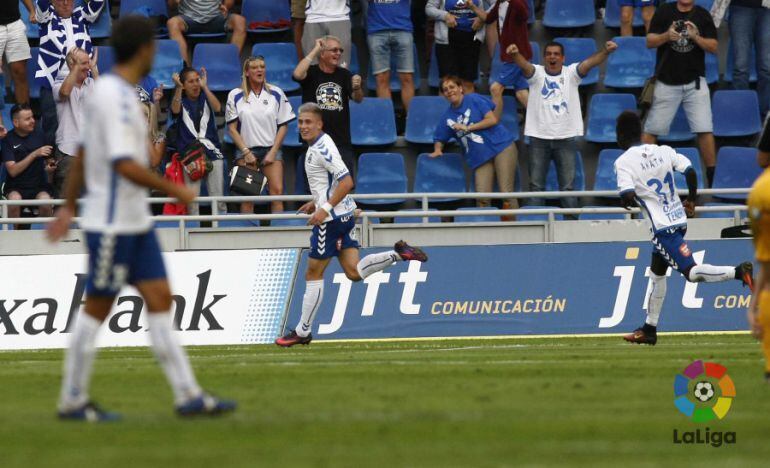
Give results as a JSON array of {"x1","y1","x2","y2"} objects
[
  {"x1": 284, "y1": 240, "x2": 754, "y2": 340},
  {"x1": 0, "y1": 249, "x2": 298, "y2": 350}
]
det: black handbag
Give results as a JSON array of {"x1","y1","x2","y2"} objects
[{"x1": 229, "y1": 165, "x2": 267, "y2": 196}]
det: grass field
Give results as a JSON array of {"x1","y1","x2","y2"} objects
[{"x1": 1, "y1": 334, "x2": 768, "y2": 467}]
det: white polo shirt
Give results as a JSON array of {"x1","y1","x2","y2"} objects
[
  {"x1": 225, "y1": 85, "x2": 295, "y2": 148},
  {"x1": 53, "y1": 76, "x2": 94, "y2": 156}
]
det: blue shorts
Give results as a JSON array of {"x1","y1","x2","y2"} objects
[
  {"x1": 85, "y1": 230, "x2": 167, "y2": 297},
  {"x1": 618, "y1": 0, "x2": 656, "y2": 7},
  {"x1": 651, "y1": 226, "x2": 696, "y2": 274},
  {"x1": 367, "y1": 30, "x2": 415, "y2": 75},
  {"x1": 493, "y1": 62, "x2": 529, "y2": 92},
  {"x1": 309, "y1": 215, "x2": 360, "y2": 259}
]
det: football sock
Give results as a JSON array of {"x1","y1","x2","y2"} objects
[
  {"x1": 356, "y1": 250, "x2": 400, "y2": 280},
  {"x1": 296, "y1": 280, "x2": 324, "y2": 337},
  {"x1": 759, "y1": 290, "x2": 770, "y2": 373},
  {"x1": 688, "y1": 264, "x2": 736, "y2": 283},
  {"x1": 147, "y1": 312, "x2": 202, "y2": 405},
  {"x1": 645, "y1": 272, "x2": 667, "y2": 327},
  {"x1": 59, "y1": 313, "x2": 101, "y2": 411}
]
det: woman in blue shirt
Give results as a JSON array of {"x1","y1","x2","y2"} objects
[{"x1": 431, "y1": 75, "x2": 518, "y2": 216}]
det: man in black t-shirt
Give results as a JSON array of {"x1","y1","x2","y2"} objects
[
  {"x1": 0, "y1": 0, "x2": 34, "y2": 109},
  {"x1": 642, "y1": 0, "x2": 719, "y2": 186},
  {"x1": 1, "y1": 105, "x2": 55, "y2": 225},
  {"x1": 293, "y1": 35, "x2": 364, "y2": 192}
]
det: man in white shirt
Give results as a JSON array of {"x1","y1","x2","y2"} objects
[
  {"x1": 613, "y1": 111, "x2": 754, "y2": 346},
  {"x1": 509, "y1": 40, "x2": 617, "y2": 213},
  {"x1": 302, "y1": 0, "x2": 352, "y2": 68},
  {"x1": 275, "y1": 103, "x2": 428, "y2": 347},
  {"x1": 52, "y1": 47, "x2": 96, "y2": 198},
  {"x1": 47, "y1": 16, "x2": 235, "y2": 421}
]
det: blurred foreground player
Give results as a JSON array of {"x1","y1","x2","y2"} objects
[
  {"x1": 47, "y1": 16, "x2": 235, "y2": 420},
  {"x1": 747, "y1": 115, "x2": 770, "y2": 382},
  {"x1": 613, "y1": 111, "x2": 754, "y2": 346},
  {"x1": 275, "y1": 103, "x2": 428, "y2": 347}
]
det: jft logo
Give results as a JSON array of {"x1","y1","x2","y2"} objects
[{"x1": 316, "y1": 261, "x2": 427, "y2": 335}]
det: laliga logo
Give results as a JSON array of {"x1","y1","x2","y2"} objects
[{"x1": 672, "y1": 360, "x2": 737, "y2": 447}]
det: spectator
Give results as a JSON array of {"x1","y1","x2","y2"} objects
[
  {"x1": 35, "y1": 0, "x2": 106, "y2": 146},
  {"x1": 292, "y1": 0, "x2": 307, "y2": 60},
  {"x1": 135, "y1": 75, "x2": 166, "y2": 169},
  {"x1": 2, "y1": 105, "x2": 55, "y2": 225},
  {"x1": 642, "y1": 0, "x2": 718, "y2": 186},
  {"x1": 302, "y1": 0, "x2": 353, "y2": 69},
  {"x1": 426, "y1": 0, "x2": 485, "y2": 94},
  {"x1": 226, "y1": 56, "x2": 296, "y2": 214},
  {"x1": 293, "y1": 36, "x2": 364, "y2": 181},
  {"x1": 170, "y1": 67, "x2": 227, "y2": 215},
  {"x1": 509, "y1": 41, "x2": 618, "y2": 212},
  {"x1": 1, "y1": 0, "x2": 35, "y2": 106},
  {"x1": 367, "y1": 0, "x2": 415, "y2": 111},
  {"x1": 727, "y1": 0, "x2": 769, "y2": 118},
  {"x1": 619, "y1": 0, "x2": 657, "y2": 36},
  {"x1": 431, "y1": 75, "x2": 519, "y2": 216},
  {"x1": 52, "y1": 47, "x2": 96, "y2": 198},
  {"x1": 473, "y1": 0, "x2": 531, "y2": 117},
  {"x1": 166, "y1": 0, "x2": 247, "y2": 66}
]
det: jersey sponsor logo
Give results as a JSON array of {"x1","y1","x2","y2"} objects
[{"x1": 316, "y1": 82, "x2": 344, "y2": 112}]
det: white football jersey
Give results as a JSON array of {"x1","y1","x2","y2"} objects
[
  {"x1": 305, "y1": 132, "x2": 356, "y2": 222},
  {"x1": 79, "y1": 74, "x2": 153, "y2": 234},
  {"x1": 615, "y1": 144, "x2": 693, "y2": 233}
]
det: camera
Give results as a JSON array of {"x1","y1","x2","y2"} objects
[{"x1": 674, "y1": 20, "x2": 688, "y2": 36}]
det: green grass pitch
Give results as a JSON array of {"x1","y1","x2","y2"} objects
[{"x1": 1, "y1": 334, "x2": 768, "y2": 467}]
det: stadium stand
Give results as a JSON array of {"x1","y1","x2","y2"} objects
[
  {"x1": 355, "y1": 153, "x2": 408, "y2": 205},
  {"x1": 150, "y1": 40, "x2": 185, "y2": 89},
  {"x1": 350, "y1": 98, "x2": 398, "y2": 146},
  {"x1": 711, "y1": 90, "x2": 762, "y2": 138},
  {"x1": 250, "y1": 43, "x2": 300, "y2": 93},
  {"x1": 455, "y1": 207, "x2": 502, "y2": 222},
  {"x1": 25, "y1": 48, "x2": 42, "y2": 100},
  {"x1": 404, "y1": 96, "x2": 448, "y2": 145},
  {"x1": 712, "y1": 146, "x2": 765, "y2": 200},
  {"x1": 241, "y1": 0, "x2": 291, "y2": 33},
  {"x1": 585, "y1": 93, "x2": 637, "y2": 143},
  {"x1": 593, "y1": 149, "x2": 624, "y2": 192},
  {"x1": 543, "y1": 0, "x2": 596, "y2": 29},
  {"x1": 578, "y1": 208, "x2": 628, "y2": 220},
  {"x1": 413, "y1": 153, "x2": 466, "y2": 203},
  {"x1": 698, "y1": 202, "x2": 747, "y2": 219},
  {"x1": 554, "y1": 37, "x2": 599, "y2": 86},
  {"x1": 517, "y1": 206, "x2": 565, "y2": 221},
  {"x1": 673, "y1": 147, "x2": 705, "y2": 189},
  {"x1": 191, "y1": 43, "x2": 241, "y2": 91},
  {"x1": 281, "y1": 96, "x2": 303, "y2": 149},
  {"x1": 394, "y1": 209, "x2": 441, "y2": 224},
  {"x1": 119, "y1": 0, "x2": 168, "y2": 19},
  {"x1": 95, "y1": 46, "x2": 115, "y2": 75},
  {"x1": 603, "y1": 36, "x2": 655, "y2": 89},
  {"x1": 603, "y1": 0, "x2": 644, "y2": 29},
  {"x1": 80, "y1": 0, "x2": 111, "y2": 39},
  {"x1": 270, "y1": 212, "x2": 310, "y2": 227}
]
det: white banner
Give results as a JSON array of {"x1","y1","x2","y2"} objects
[{"x1": 0, "y1": 249, "x2": 298, "y2": 350}]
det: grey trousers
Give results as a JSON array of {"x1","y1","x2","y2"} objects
[{"x1": 183, "y1": 158, "x2": 227, "y2": 215}]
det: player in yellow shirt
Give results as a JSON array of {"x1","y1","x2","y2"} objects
[{"x1": 747, "y1": 114, "x2": 770, "y2": 381}]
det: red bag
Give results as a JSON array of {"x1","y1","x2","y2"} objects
[{"x1": 162, "y1": 154, "x2": 188, "y2": 215}]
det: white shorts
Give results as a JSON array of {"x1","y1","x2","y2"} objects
[
  {"x1": 0, "y1": 19, "x2": 31, "y2": 65},
  {"x1": 644, "y1": 77, "x2": 713, "y2": 135}
]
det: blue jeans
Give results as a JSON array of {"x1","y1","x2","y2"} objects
[
  {"x1": 528, "y1": 137, "x2": 578, "y2": 209},
  {"x1": 729, "y1": 5, "x2": 770, "y2": 116}
]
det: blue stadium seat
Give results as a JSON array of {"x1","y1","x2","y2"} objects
[
  {"x1": 499, "y1": 95, "x2": 520, "y2": 142},
  {"x1": 367, "y1": 43, "x2": 421, "y2": 92},
  {"x1": 543, "y1": 0, "x2": 595, "y2": 28},
  {"x1": 578, "y1": 207, "x2": 628, "y2": 220},
  {"x1": 282, "y1": 95, "x2": 303, "y2": 148},
  {"x1": 348, "y1": 42, "x2": 360, "y2": 75},
  {"x1": 119, "y1": 0, "x2": 168, "y2": 17},
  {"x1": 527, "y1": 0, "x2": 535, "y2": 24},
  {"x1": 604, "y1": 36, "x2": 655, "y2": 88},
  {"x1": 603, "y1": 0, "x2": 643, "y2": 28},
  {"x1": 593, "y1": 149, "x2": 624, "y2": 192},
  {"x1": 555, "y1": 38, "x2": 599, "y2": 86},
  {"x1": 404, "y1": 96, "x2": 448, "y2": 144},
  {"x1": 350, "y1": 98, "x2": 397, "y2": 146},
  {"x1": 658, "y1": 106, "x2": 694, "y2": 142},
  {"x1": 482, "y1": 42, "x2": 540, "y2": 91},
  {"x1": 20, "y1": 1, "x2": 38, "y2": 39},
  {"x1": 699, "y1": 202, "x2": 747, "y2": 219},
  {"x1": 95, "y1": 46, "x2": 115, "y2": 74},
  {"x1": 712, "y1": 146, "x2": 764, "y2": 200},
  {"x1": 666, "y1": 0, "x2": 714, "y2": 9},
  {"x1": 712, "y1": 90, "x2": 762, "y2": 137},
  {"x1": 242, "y1": 0, "x2": 291, "y2": 33},
  {"x1": 394, "y1": 209, "x2": 441, "y2": 224},
  {"x1": 672, "y1": 147, "x2": 705, "y2": 190},
  {"x1": 191, "y1": 43, "x2": 241, "y2": 91},
  {"x1": 725, "y1": 42, "x2": 757, "y2": 83},
  {"x1": 79, "y1": 0, "x2": 111, "y2": 39},
  {"x1": 454, "y1": 207, "x2": 501, "y2": 222},
  {"x1": 517, "y1": 206, "x2": 564, "y2": 221},
  {"x1": 705, "y1": 52, "x2": 719, "y2": 84},
  {"x1": 414, "y1": 153, "x2": 466, "y2": 202},
  {"x1": 150, "y1": 40, "x2": 184, "y2": 89},
  {"x1": 271, "y1": 211, "x2": 309, "y2": 227},
  {"x1": 251, "y1": 43, "x2": 300, "y2": 93},
  {"x1": 26, "y1": 48, "x2": 41, "y2": 99},
  {"x1": 585, "y1": 93, "x2": 637, "y2": 143},
  {"x1": 355, "y1": 153, "x2": 407, "y2": 205},
  {"x1": 545, "y1": 151, "x2": 586, "y2": 191}
]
